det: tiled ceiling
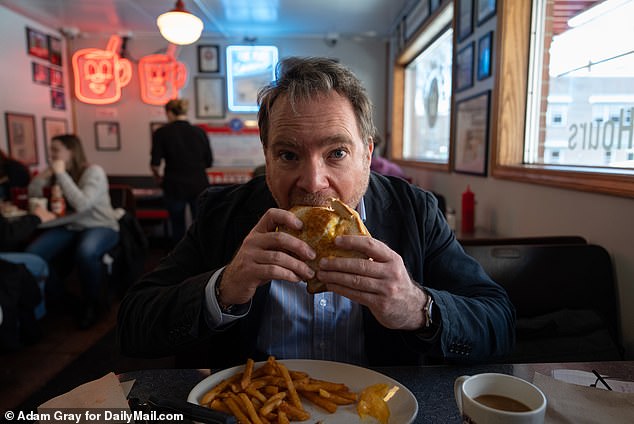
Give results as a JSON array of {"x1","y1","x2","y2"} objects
[{"x1": 0, "y1": 0, "x2": 411, "y2": 40}]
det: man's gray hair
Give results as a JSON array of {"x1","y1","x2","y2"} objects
[{"x1": 257, "y1": 57, "x2": 375, "y2": 146}]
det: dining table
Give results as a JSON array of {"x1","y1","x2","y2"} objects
[{"x1": 119, "y1": 360, "x2": 634, "y2": 424}]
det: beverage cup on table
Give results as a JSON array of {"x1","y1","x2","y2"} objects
[
  {"x1": 29, "y1": 197, "x2": 48, "y2": 213},
  {"x1": 454, "y1": 373, "x2": 546, "y2": 424}
]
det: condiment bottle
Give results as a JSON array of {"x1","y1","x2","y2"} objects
[
  {"x1": 461, "y1": 185, "x2": 475, "y2": 233},
  {"x1": 50, "y1": 184, "x2": 66, "y2": 216}
]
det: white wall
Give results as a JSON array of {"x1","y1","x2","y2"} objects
[
  {"x1": 67, "y1": 34, "x2": 387, "y2": 176},
  {"x1": 0, "y1": 7, "x2": 72, "y2": 168},
  {"x1": 406, "y1": 166, "x2": 634, "y2": 359}
]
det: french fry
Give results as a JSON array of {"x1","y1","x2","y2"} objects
[
  {"x1": 259, "y1": 392, "x2": 286, "y2": 416},
  {"x1": 278, "y1": 402, "x2": 310, "y2": 421},
  {"x1": 276, "y1": 363, "x2": 303, "y2": 411},
  {"x1": 224, "y1": 397, "x2": 252, "y2": 424},
  {"x1": 239, "y1": 392, "x2": 264, "y2": 424},
  {"x1": 241, "y1": 358, "x2": 255, "y2": 390},
  {"x1": 277, "y1": 411, "x2": 290, "y2": 424},
  {"x1": 299, "y1": 390, "x2": 338, "y2": 413}
]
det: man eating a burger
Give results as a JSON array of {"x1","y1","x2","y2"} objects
[{"x1": 118, "y1": 57, "x2": 515, "y2": 367}]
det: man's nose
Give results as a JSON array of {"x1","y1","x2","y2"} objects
[{"x1": 297, "y1": 158, "x2": 329, "y2": 193}]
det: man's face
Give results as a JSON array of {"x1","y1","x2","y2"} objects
[{"x1": 264, "y1": 91, "x2": 373, "y2": 210}]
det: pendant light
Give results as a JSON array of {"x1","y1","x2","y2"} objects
[{"x1": 157, "y1": 0, "x2": 203, "y2": 45}]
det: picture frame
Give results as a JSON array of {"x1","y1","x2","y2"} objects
[
  {"x1": 477, "y1": 31, "x2": 493, "y2": 80},
  {"x1": 198, "y1": 45, "x2": 219, "y2": 73},
  {"x1": 150, "y1": 121, "x2": 166, "y2": 136},
  {"x1": 430, "y1": 0, "x2": 441, "y2": 12},
  {"x1": 48, "y1": 35, "x2": 62, "y2": 66},
  {"x1": 94, "y1": 121, "x2": 121, "y2": 151},
  {"x1": 5, "y1": 112, "x2": 38, "y2": 166},
  {"x1": 32, "y1": 62, "x2": 50, "y2": 85},
  {"x1": 51, "y1": 89, "x2": 66, "y2": 110},
  {"x1": 50, "y1": 68, "x2": 63, "y2": 88},
  {"x1": 43, "y1": 117, "x2": 69, "y2": 163},
  {"x1": 453, "y1": 91, "x2": 490, "y2": 176},
  {"x1": 404, "y1": 0, "x2": 430, "y2": 41},
  {"x1": 477, "y1": 0, "x2": 497, "y2": 26},
  {"x1": 456, "y1": 42, "x2": 474, "y2": 92},
  {"x1": 457, "y1": 0, "x2": 474, "y2": 42},
  {"x1": 195, "y1": 77, "x2": 225, "y2": 118},
  {"x1": 26, "y1": 27, "x2": 49, "y2": 60}
]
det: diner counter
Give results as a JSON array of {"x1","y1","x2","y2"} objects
[{"x1": 120, "y1": 360, "x2": 634, "y2": 424}]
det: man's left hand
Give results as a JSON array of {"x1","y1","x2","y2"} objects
[{"x1": 317, "y1": 235, "x2": 427, "y2": 330}]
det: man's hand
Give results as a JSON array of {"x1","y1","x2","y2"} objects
[
  {"x1": 317, "y1": 236, "x2": 428, "y2": 330},
  {"x1": 218, "y1": 208, "x2": 317, "y2": 306}
]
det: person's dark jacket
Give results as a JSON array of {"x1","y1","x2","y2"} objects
[
  {"x1": 118, "y1": 173, "x2": 515, "y2": 367},
  {"x1": 0, "y1": 215, "x2": 40, "y2": 251},
  {"x1": 150, "y1": 120, "x2": 213, "y2": 199}
]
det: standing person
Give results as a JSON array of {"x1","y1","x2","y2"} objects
[
  {"x1": 26, "y1": 134, "x2": 120, "y2": 329},
  {"x1": 150, "y1": 99, "x2": 213, "y2": 246},
  {"x1": 119, "y1": 57, "x2": 514, "y2": 367},
  {"x1": 0, "y1": 149, "x2": 31, "y2": 201}
]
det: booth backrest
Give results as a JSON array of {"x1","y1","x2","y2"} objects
[{"x1": 464, "y1": 243, "x2": 623, "y2": 362}]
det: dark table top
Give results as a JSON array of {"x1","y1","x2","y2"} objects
[{"x1": 120, "y1": 360, "x2": 634, "y2": 424}]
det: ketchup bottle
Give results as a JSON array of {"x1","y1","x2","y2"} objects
[
  {"x1": 50, "y1": 184, "x2": 66, "y2": 216},
  {"x1": 461, "y1": 185, "x2": 475, "y2": 233}
]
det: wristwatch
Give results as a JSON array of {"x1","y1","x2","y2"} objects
[
  {"x1": 422, "y1": 288, "x2": 435, "y2": 328},
  {"x1": 214, "y1": 278, "x2": 235, "y2": 314}
]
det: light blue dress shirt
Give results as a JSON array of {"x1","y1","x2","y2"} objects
[{"x1": 205, "y1": 199, "x2": 368, "y2": 365}]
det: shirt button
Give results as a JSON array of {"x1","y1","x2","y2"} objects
[
  {"x1": 319, "y1": 341, "x2": 326, "y2": 350},
  {"x1": 319, "y1": 298, "x2": 327, "y2": 307}
]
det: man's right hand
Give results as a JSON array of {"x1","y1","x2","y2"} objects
[{"x1": 217, "y1": 208, "x2": 316, "y2": 306}]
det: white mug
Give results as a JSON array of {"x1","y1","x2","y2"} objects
[{"x1": 454, "y1": 373, "x2": 547, "y2": 424}]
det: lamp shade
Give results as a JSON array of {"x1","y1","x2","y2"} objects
[{"x1": 157, "y1": 1, "x2": 203, "y2": 45}]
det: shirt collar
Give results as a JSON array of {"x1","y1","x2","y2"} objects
[{"x1": 357, "y1": 196, "x2": 366, "y2": 221}]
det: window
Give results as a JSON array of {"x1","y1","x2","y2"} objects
[
  {"x1": 392, "y1": 2, "x2": 454, "y2": 171},
  {"x1": 493, "y1": 0, "x2": 634, "y2": 197},
  {"x1": 226, "y1": 45, "x2": 278, "y2": 113},
  {"x1": 402, "y1": 28, "x2": 453, "y2": 163}
]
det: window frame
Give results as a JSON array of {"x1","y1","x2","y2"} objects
[
  {"x1": 493, "y1": 0, "x2": 634, "y2": 198},
  {"x1": 391, "y1": 2, "x2": 454, "y2": 173}
]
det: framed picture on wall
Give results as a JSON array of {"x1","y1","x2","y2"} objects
[
  {"x1": 195, "y1": 77, "x2": 225, "y2": 118},
  {"x1": 456, "y1": 42, "x2": 474, "y2": 92},
  {"x1": 32, "y1": 62, "x2": 50, "y2": 85},
  {"x1": 5, "y1": 112, "x2": 38, "y2": 166},
  {"x1": 453, "y1": 91, "x2": 490, "y2": 176},
  {"x1": 477, "y1": 0, "x2": 497, "y2": 26},
  {"x1": 404, "y1": 0, "x2": 430, "y2": 41},
  {"x1": 43, "y1": 117, "x2": 69, "y2": 162},
  {"x1": 26, "y1": 27, "x2": 49, "y2": 60},
  {"x1": 198, "y1": 45, "x2": 219, "y2": 73},
  {"x1": 48, "y1": 35, "x2": 62, "y2": 65},
  {"x1": 95, "y1": 121, "x2": 121, "y2": 151},
  {"x1": 458, "y1": 0, "x2": 473, "y2": 41},
  {"x1": 51, "y1": 89, "x2": 66, "y2": 110},
  {"x1": 50, "y1": 68, "x2": 63, "y2": 88},
  {"x1": 477, "y1": 31, "x2": 493, "y2": 80},
  {"x1": 150, "y1": 121, "x2": 166, "y2": 136}
]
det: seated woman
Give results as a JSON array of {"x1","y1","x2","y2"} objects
[{"x1": 26, "y1": 134, "x2": 120, "y2": 329}]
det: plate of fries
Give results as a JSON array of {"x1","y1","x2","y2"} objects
[{"x1": 188, "y1": 357, "x2": 417, "y2": 423}]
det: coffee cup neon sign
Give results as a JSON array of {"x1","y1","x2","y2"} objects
[
  {"x1": 72, "y1": 35, "x2": 132, "y2": 104},
  {"x1": 139, "y1": 44, "x2": 187, "y2": 105}
]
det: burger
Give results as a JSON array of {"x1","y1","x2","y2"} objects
[{"x1": 280, "y1": 198, "x2": 371, "y2": 294}]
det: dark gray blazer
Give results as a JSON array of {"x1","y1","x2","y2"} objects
[{"x1": 118, "y1": 173, "x2": 515, "y2": 367}]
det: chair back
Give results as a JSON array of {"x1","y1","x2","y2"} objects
[{"x1": 109, "y1": 184, "x2": 136, "y2": 214}]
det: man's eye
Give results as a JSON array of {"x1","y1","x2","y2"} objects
[
  {"x1": 279, "y1": 151, "x2": 298, "y2": 161},
  {"x1": 330, "y1": 149, "x2": 347, "y2": 159}
]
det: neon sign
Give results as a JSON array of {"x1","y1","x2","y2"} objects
[
  {"x1": 139, "y1": 44, "x2": 187, "y2": 105},
  {"x1": 72, "y1": 35, "x2": 132, "y2": 104}
]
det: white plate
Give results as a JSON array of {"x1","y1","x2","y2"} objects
[{"x1": 188, "y1": 359, "x2": 418, "y2": 424}]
